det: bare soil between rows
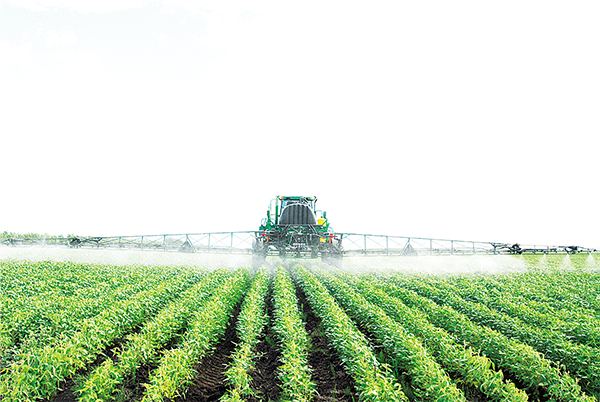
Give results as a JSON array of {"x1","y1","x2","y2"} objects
[
  {"x1": 173, "y1": 303, "x2": 243, "y2": 402},
  {"x1": 295, "y1": 284, "x2": 358, "y2": 401},
  {"x1": 246, "y1": 287, "x2": 283, "y2": 402}
]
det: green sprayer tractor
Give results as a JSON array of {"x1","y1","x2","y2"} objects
[
  {"x1": 252, "y1": 196, "x2": 343, "y2": 266},
  {"x1": 3, "y1": 195, "x2": 596, "y2": 266}
]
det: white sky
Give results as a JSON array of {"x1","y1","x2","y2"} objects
[{"x1": 1, "y1": 0, "x2": 599, "y2": 249}]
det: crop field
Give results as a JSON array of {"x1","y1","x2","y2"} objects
[{"x1": 1, "y1": 254, "x2": 600, "y2": 402}]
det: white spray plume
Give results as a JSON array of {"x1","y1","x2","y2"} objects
[
  {"x1": 0, "y1": 247, "x2": 252, "y2": 270},
  {"x1": 330, "y1": 255, "x2": 526, "y2": 276}
]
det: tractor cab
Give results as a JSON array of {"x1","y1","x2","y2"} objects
[
  {"x1": 279, "y1": 197, "x2": 317, "y2": 226},
  {"x1": 260, "y1": 196, "x2": 321, "y2": 230},
  {"x1": 279, "y1": 196, "x2": 315, "y2": 209}
]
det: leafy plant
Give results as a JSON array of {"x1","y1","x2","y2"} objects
[
  {"x1": 314, "y1": 267, "x2": 466, "y2": 402},
  {"x1": 291, "y1": 265, "x2": 407, "y2": 402},
  {"x1": 142, "y1": 268, "x2": 250, "y2": 401},
  {"x1": 221, "y1": 269, "x2": 270, "y2": 402},
  {"x1": 377, "y1": 275, "x2": 595, "y2": 402},
  {"x1": 271, "y1": 267, "x2": 315, "y2": 402},
  {"x1": 77, "y1": 269, "x2": 227, "y2": 402}
]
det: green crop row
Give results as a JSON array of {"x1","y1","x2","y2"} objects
[
  {"x1": 1, "y1": 275, "x2": 176, "y2": 355},
  {"x1": 142, "y1": 268, "x2": 250, "y2": 401},
  {"x1": 221, "y1": 269, "x2": 270, "y2": 402},
  {"x1": 313, "y1": 267, "x2": 465, "y2": 402},
  {"x1": 77, "y1": 269, "x2": 228, "y2": 402},
  {"x1": 291, "y1": 265, "x2": 407, "y2": 402},
  {"x1": 0, "y1": 261, "x2": 197, "y2": 356},
  {"x1": 0, "y1": 260, "x2": 195, "y2": 299},
  {"x1": 437, "y1": 274, "x2": 600, "y2": 349},
  {"x1": 333, "y1": 271, "x2": 528, "y2": 402},
  {"x1": 490, "y1": 270, "x2": 600, "y2": 315},
  {"x1": 449, "y1": 272, "x2": 600, "y2": 344},
  {"x1": 272, "y1": 267, "x2": 314, "y2": 402},
  {"x1": 2, "y1": 257, "x2": 599, "y2": 402},
  {"x1": 377, "y1": 276, "x2": 594, "y2": 402},
  {"x1": 393, "y1": 274, "x2": 600, "y2": 396},
  {"x1": 0, "y1": 273, "x2": 198, "y2": 401}
]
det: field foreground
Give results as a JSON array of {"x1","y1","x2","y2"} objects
[{"x1": 1, "y1": 254, "x2": 599, "y2": 402}]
